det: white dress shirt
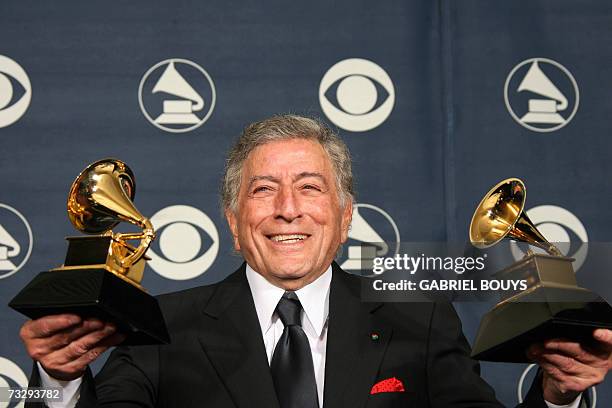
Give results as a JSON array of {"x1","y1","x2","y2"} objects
[
  {"x1": 245, "y1": 264, "x2": 330, "y2": 408},
  {"x1": 40, "y1": 263, "x2": 580, "y2": 408}
]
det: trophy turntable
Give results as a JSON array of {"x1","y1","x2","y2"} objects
[
  {"x1": 9, "y1": 159, "x2": 170, "y2": 345},
  {"x1": 469, "y1": 178, "x2": 612, "y2": 362}
]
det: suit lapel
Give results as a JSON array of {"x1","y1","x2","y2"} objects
[
  {"x1": 196, "y1": 264, "x2": 280, "y2": 408},
  {"x1": 323, "y1": 263, "x2": 392, "y2": 408},
  {"x1": 195, "y1": 263, "x2": 390, "y2": 408}
]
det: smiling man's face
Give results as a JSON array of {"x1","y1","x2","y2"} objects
[{"x1": 225, "y1": 138, "x2": 352, "y2": 290}]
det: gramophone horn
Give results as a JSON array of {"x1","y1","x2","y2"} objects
[
  {"x1": 67, "y1": 158, "x2": 138, "y2": 233},
  {"x1": 469, "y1": 178, "x2": 561, "y2": 256},
  {"x1": 67, "y1": 158, "x2": 155, "y2": 270},
  {"x1": 153, "y1": 62, "x2": 204, "y2": 111},
  {"x1": 518, "y1": 61, "x2": 568, "y2": 111},
  {"x1": 9, "y1": 158, "x2": 170, "y2": 345}
]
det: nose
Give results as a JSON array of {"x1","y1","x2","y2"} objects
[{"x1": 274, "y1": 186, "x2": 301, "y2": 222}]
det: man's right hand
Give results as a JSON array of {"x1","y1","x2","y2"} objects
[{"x1": 19, "y1": 314, "x2": 126, "y2": 381}]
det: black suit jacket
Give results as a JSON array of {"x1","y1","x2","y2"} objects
[{"x1": 29, "y1": 262, "x2": 553, "y2": 407}]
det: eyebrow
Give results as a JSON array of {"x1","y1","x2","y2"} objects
[{"x1": 247, "y1": 172, "x2": 327, "y2": 189}]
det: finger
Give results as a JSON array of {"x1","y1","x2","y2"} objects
[
  {"x1": 543, "y1": 339, "x2": 592, "y2": 362},
  {"x1": 539, "y1": 352, "x2": 606, "y2": 379},
  {"x1": 66, "y1": 332, "x2": 127, "y2": 369},
  {"x1": 540, "y1": 352, "x2": 586, "y2": 376},
  {"x1": 543, "y1": 338, "x2": 611, "y2": 364},
  {"x1": 540, "y1": 361, "x2": 604, "y2": 393},
  {"x1": 38, "y1": 331, "x2": 125, "y2": 381},
  {"x1": 27, "y1": 318, "x2": 106, "y2": 357},
  {"x1": 46, "y1": 324, "x2": 117, "y2": 365},
  {"x1": 594, "y1": 329, "x2": 612, "y2": 349},
  {"x1": 20, "y1": 314, "x2": 82, "y2": 339}
]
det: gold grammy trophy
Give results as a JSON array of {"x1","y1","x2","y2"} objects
[
  {"x1": 469, "y1": 178, "x2": 612, "y2": 362},
  {"x1": 9, "y1": 159, "x2": 170, "y2": 345}
]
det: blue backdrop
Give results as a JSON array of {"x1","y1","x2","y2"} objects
[{"x1": 1, "y1": 1, "x2": 610, "y2": 406}]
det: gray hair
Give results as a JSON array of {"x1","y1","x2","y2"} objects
[{"x1": 221, "y1": 114, "x2": 354, "y2": 213}]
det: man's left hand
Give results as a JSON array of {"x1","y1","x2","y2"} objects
[{"x1": 528, "y1": 329, "x2": 612, "y2": 405}]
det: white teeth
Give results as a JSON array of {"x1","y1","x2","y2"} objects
[{"x1": 270, "y1": 234, "x2": 307, "y2": 242}]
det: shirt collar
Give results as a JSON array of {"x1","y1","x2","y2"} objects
[{"x1": 245, "y1": 264, "x2": 332, "y2": 338}]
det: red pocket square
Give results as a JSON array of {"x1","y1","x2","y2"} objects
[{"x1": 370, "y1": 377, "x2": 405, "y2": 394}]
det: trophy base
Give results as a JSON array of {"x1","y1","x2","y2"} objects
[
  {"x1": 471, "y1": 286, "x2": 612, "y2": 362},
  {"x1": 60, "y1": 235, "x2": 147, "y2": 287},
  {"x1": 9, "y1": 268, "x2": 170, "y2": 345}
]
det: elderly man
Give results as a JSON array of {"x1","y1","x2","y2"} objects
[{"x1": 20, "y1": 115, "x2": 612, "y2": 407}]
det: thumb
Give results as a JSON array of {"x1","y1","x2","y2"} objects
[{"x1": 593, "y1": 329, "x2": 612, "y2": 347}]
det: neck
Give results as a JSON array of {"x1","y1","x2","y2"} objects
[
  {"x1": 273, "y1": 272, "x2": 325, "y2": 291},
  {"x1": 249, "y1": 264, "x2": 330, "y2": 291}
]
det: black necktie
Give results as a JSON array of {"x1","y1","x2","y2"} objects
[{"x1": 271, "y1": 291, "x2": 319, "y2": 408}]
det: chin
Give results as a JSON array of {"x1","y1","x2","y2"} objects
[{"x1": 271, "y1": 262, "x2": 313, "y2": 280}]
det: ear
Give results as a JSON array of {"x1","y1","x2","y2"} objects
[
  {"x1": 225, "y1": 209, "x2": 241, "y2": 251},
  {"x1": 340, "y1": 200, "x2": 353, "y2": 244}
]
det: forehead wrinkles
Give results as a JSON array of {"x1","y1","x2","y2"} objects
[
  {"x1": 232, "y1": 140, "x2": 344, "y2": 213},
  {"x1": 244, "y1": 142, "x2": 333, "y2": 182}
]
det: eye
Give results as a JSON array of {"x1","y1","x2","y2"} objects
[
  {"x1": 509, "y1": 205, "x2": 588, "y2": 271},
  {"x1": 0, "y1": 71, "x2": 26, "y2": 110},
  {"x1": 319, "y1": 58, "x2": 395, "y2": 132},
  {"x1": 300, "y1": 184, "x2": 322, "y2": 192},
  {"x1": 323, "y1": 74, "x2": 390, "y2": 116},
  {"x1": 0, "y1": 355, "x2": 28, "y2": 401},
  {"x1": 252, "y1": 185, "x2": 274, "y2": 194},
  {"x1": 152, "y1": 220, "x2": 213, "y2": 264},
  {"x1": 147, "y1": 205, "x2": 220, "y2": 280},
  {"x1": 0, "y1": 55, "x2": 32, "y2": 128}
]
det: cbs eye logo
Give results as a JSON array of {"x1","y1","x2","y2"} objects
[
  {"x1": 510, "y1": 205, "x2": 588, "y2": 271},
  {"x1": 0, "y1": 356, "x2": 28, "y2": 408},
  {"x1": 319, "y1": 58, "x2": 395, "y2": 132},
  {"x1": 0, "y1": 55, "x2": 32, "y2": 128},
  {"x1": 518, "y1": 364, "x2": 597, "y2": 407},
  {"x1": 147, "y1": 205, "x2": 219, "y2": 280}
]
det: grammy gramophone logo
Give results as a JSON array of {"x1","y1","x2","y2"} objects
[
  {"x1": 339, "y1": 203, "x2": 400, "y2": 276},
  {"x1": 504, "y1": 58, "x2": 579, "y2": 133},
  {"x1": 138, "y1": 58, "x2": 216, "y2": 133},
  {"x1": 0, "y1": 203, "x2": 33, "y2": 280}
]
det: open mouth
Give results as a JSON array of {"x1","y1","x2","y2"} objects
[{"x1": 267, "y1": 234, "x2": 310, "y2": 244}]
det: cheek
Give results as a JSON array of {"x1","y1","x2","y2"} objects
[
  {"x1": 238, "y1": 203, "x2": 272, "y2": 234},
  {"x1": 303, "y1": 200, "x2": 341, "y2": 229}
]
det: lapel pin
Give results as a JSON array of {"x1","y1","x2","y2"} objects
[{"x1": 370, "y1": 333, "x2": 380, "y2": 341}]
